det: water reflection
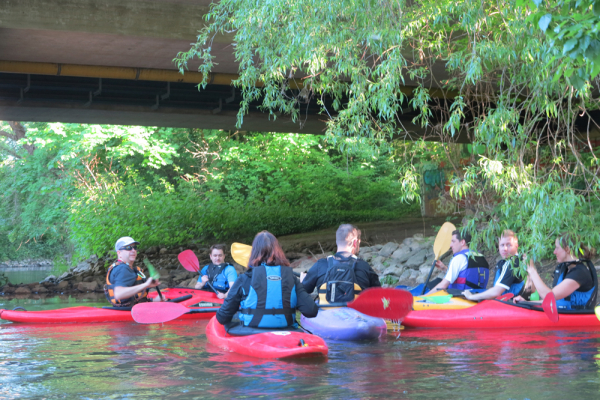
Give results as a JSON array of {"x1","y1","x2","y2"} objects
[{"x1": 1, "y1": 296, "x2": 600, "y2": 399}]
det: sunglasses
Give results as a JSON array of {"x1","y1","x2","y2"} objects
[{"x1": 119, "y1": 245, "x2": 138, "y2": 251}]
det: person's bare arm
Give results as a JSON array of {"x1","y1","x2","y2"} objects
[
  {"x1": 463, "y1": 285, "x2": 504, "y2": 301},
  {"x1": 113, "y1": 278, "x2": 159, "y2": 300}
]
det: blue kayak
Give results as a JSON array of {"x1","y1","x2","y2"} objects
[{"x1": 301, "y1": 307, "x2": 387, "y2": 341}]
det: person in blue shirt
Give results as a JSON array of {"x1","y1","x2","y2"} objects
[{"x1": 195, "y1": 244, "x2": 238, "y2": 299}]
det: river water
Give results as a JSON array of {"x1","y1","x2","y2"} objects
[{"x1": 1, "y1": 295, "x2": 600, "y2": 399}]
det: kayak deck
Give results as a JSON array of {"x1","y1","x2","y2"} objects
[
  {"x1": 412, "y1": 290, "x2": 476, "y2": 311},
  {"x1": 403, "y1": 299, "x2": 600, "y2": 329},
  {"x1": 0, "y1": 287, "x2": 222, "y2": 324},
  {"x1": 206, "y1": 316, "x2": 328, "y2": 359},
  {"x1": 300, "y1": 307, "x2": 387, "y2": 341}
]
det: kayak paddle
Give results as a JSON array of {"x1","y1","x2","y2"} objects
[
  {"x1": 178, "y1": 250, "x2": 219, "y2": 294},
  {"x1": 231, "y1": 242, "x2": 251, "y2": 270},
  {"x1": 422, "y1": 222, "x2": 456, "y2": 295},
  {"x1": 321, "y1": 288, "x2": 413, "y2": 320},
  {"x1": 542, "y1": 291, "x2": 559, "y2": 323},
  {"x1": 230, "y1": 242, "x2": 300, "y2": 277},
  {"x1": 143, "y1": 258, "x2": 164, "y2": 301},
  {"x1": 595, "y1": 305, "x2": 600, "y2": 321},
  {"x1": 497, "y1": 293, "x2": 514, "y2": 301},
  {"x1": 132, "y1": 302, "x2": 220, "y2": 324}
]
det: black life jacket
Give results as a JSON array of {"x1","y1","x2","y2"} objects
[
  {"x1": 319, "y1": 254, "x2": 362, "y2": 304},
  {"x1": 104, "y1": 261, "x2": 148, "y2": 307},
  {"x1": 205, "y1": 262, "x2": 233, "y2": 292}
]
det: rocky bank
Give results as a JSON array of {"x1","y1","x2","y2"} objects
[{"x1": 2, "y1": 233, "x2": 599, "y2": 299}]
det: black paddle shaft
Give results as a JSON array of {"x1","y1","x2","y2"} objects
[{"x1": 422, "y1": 249, "x2": 453, "y2": 295}]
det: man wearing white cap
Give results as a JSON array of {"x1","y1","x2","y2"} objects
[{"x1": 104, "y1": 236, "x2": 162, "y2": 307}]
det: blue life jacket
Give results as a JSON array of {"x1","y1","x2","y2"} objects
[
  {"x1": 239, "y1": 264, "x2": 298, "y2": 328},
  {"x1": 206, "y1": 263, "x2": 234, "y2": 292},
  {"x1": 493, "y1": 257, "x2": 525, "y2": 296},
  {"x1": 552, "y1": 260, "x2": 598, "y2": 310},
  {"x1": 448, "y1": 249, "x2": 490, "y2": 291}
]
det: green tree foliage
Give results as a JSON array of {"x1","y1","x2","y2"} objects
[
  {"x1": 176, "y1": 0, "x2": 600, "y2": 267},
  {"x1": 0, "y1": 122, "x2": 416, "y2": 261}
]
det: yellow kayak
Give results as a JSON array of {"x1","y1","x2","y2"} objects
[{"x1": 412, "y1": 290, "x2": 476, "y2": 311}]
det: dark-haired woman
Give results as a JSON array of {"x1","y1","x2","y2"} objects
[
  {"x1": 216, "y1": 231, "x2": 319, "y2": 332},
  {"x1": 514, "y1": 236, "x2": 597, "y2": 309}
]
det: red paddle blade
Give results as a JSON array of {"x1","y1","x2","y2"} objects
[
  {"x1": 542, "y1": 292, "x2": 559, "y2": 323},
  {"x1": 178, "y1": 250, "x2": 200, "y2": 272},
  {"x1": 497, "y1": 293, "x2": 514, "y2": 301},
  {"x1": 348, "y1": 288, "x2": 413, "y2": 321},
  {"x1": 132, "y1": 302, "x2": 189, "y2": 324}
]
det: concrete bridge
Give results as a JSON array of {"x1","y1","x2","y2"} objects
[{"x1": 0, "y1": 0, "x2": 429, "y2": 135}]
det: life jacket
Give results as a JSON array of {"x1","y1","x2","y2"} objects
[
  {"x1": 318, "y1": 254, "x2": 362, "y2": 304},
  {"x1": 104, "y1": 261, "x2": 148, "y2": 307},
  {"x1": 239, "y1": 264, "x2": 297, "y2": 328},
  {"x1": 205, "y1": 262, "x2": 234, "y2": 292},
  {"x1": 447, "y1": 249, "x2": 490, "y2": 291},
  {"x1": 493, "y1": 257, "x2": 525, "y2": 296},
  {"x1": 552, "y1": 260, "x2": 598, "y2": 310}
]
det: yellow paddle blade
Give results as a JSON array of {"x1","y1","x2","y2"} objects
[
  {"x1": 231, "y1": 242, "x2": 251, "y2": 268},
  {"x1": 433, "y1": 222, "x2": 456, "y2": 260}
]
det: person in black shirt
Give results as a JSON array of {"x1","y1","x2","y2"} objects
[
  {"x1": 515, "y1": 234, "x2": 596, "y2": 309},
  {"x1": 301, "y1": 224, "x2": 380, "y2": 302},
  {"x1": 463, "y1": 230, "x2": 524, "y2": 300},
  {"x1": 216, "y1": 231, "x2": 318, "y2": 331}
]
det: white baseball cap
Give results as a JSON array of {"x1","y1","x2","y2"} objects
[{"x1": 115, "y1": 237, "x2": 140, "y2": 252}]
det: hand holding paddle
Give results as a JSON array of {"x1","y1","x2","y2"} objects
[{"x1": 422, "y1": 222, "x2": 456, "y2": 295}]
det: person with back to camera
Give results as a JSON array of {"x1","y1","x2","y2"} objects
[
  {"x1": 514, "y1": 234, "x2": 598, "y2": 309},
  {"x1": 104, "y1": 236, "x2": 163, "y2": 307},
  {"x1": 195, "y1": 244, "x2": 237, "y2": 299},
  {"x1": 216, "y1": 231, "x2": 319, "y2": 334},
  {"x1": 301, "y1": 223, "x2": 380, "y2": 304},
  {"x1": 430, "y1": 230, "x2": 490, "y2": 293},
  {"x1": 463, "y1": 229, "x2": 524, "y2": 301}
]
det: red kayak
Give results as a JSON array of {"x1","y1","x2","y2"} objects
[
  {"x1": 403, "y1": 299, "x2": 600, "y2": 329},
  {"x1": 0, "y1": 288, "x2": 223, "y2": 324},
  {"x1": 205, "y1": 316, "x2": 328, "y2": 359}
]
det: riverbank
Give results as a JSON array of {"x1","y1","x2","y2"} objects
[{"x1": 1, "y1": 217, "x2": 598, "y2": 299}]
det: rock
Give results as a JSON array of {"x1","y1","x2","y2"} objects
[
  {"x1": 159, "y1": 248, "x2": 168, "y2": 255},
  {"x1": 77, "y1": 281, "x2": 99, "y2": 292},
  {"x1": 359, "y1": 246, "x2": 374, "y2": 255},
  {"x1": 285, "y1": 252, "x2": 306, "y2": 260},
  {"x1": 32, "y1": 285, "x2": 48, "y2": 294},
  {"x1": 40, "y1": 275, "x2": 57, "y2": 284},
  {"x1": 414, "y1": 233, "x2": 424, "y2": 239},
  {"x1": 15, "y1": 286, "x2": 31, "y2": 294},
  {"x1": 398, "y1": 270, "x2": 412, "y2": 282},
  {"x1": 290, "y1": 255, "x2": 323, "y2": 273},
  {"x1": 409, "y1": 269, "x2": 421, "y2": 280},
  {"x1": 145, "y1": 246, "x2": 159, "y2": 255},
  {"x1": 1, "y1": 286, "x2": 15, "y2": 294},
  {"x1": 382, "y1": 265, "x2": 404, "y2": 277},
  {"x1": 390, "y1": 246, "x2": 412, "y2": 262},
  {"x1": 57, "y1": 272, "x2": 72, "y2": 281},
  {"x1": 373, "y1": 244, "x2": 383, "y2": 250},
  {"x1": 378, "y1": 242, "x2": 400, "y2": 257},
  {"x1": 56, "y1": 281, "x2": 70, "y2": 290},
  {"x1": 361, "y1": 253, "x2": 373, "y2": 263},
  {"x1": 419, "y1": 262, "x2": 434, "y2": 275},
  {"x1": 405, "y1": 249, "x2": 429, "y2": 269},
  {"x1": 186, "y1": 277, "x2": 197, "y2": 288},
  {"x1": 73, "y1": 261, "x2": 93, "y2": 275}
]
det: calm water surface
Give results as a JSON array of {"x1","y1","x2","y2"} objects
[{"x1": 1, "y1": 296, "x2": 600, "y2": 399}]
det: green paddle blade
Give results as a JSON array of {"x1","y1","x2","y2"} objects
[
  {"x1": 421, "y1": 294, "x2": 453, "y2": 304},
  {"x1": 143, "y1": 258, "x2": 160, "y2": 280}
]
